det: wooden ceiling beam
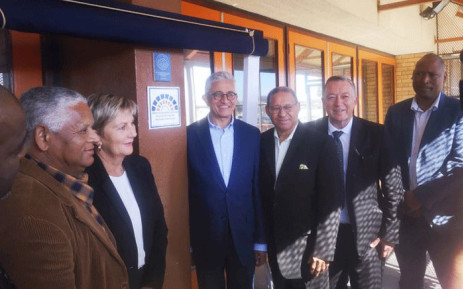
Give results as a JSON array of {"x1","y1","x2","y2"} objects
[{"x1": 378, "y1": 0, "x2": 433, "y2": 11}]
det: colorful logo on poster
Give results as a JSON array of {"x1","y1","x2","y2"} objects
[{"x1": 151, "y1": 93, "x2": 178, "y2": 112}]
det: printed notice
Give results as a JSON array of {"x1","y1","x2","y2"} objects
[{"x1": 147, "y1": 86, "x2": 181, "y2": 129}]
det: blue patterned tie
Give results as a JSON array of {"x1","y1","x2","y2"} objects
[
  {"x1": 333, "y1": 130, "x2": 345, "y2": 208},
  {"x1": 332, "y1": 130, "x2": 344, "y2": 175}
]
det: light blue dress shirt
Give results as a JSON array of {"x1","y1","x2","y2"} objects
[{"x1": 207, "y1": 114, "x2": 267, "y2": 252}]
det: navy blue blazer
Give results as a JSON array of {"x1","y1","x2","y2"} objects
[
  {"x1": 87, "y1": 154, "x2": 167, "y2": 289},
  {"x1": 187, "y1": 117, "x2": 265, "y2": 269},
  {"x1": 307, "y1": 117, "x2": 401, "y2": 256},
  {"x1": 385, "y1": 93, "x2": 463, "y2": 233}
]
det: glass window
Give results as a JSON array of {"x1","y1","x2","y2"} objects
[
  {"x1": 382, "y1": 64, "x2": 394, "y2": 120},
  {"x1": 184, "y1": 49, "x2": 212, "y2": 125},
  {"x1": 361, "y1": 60, "x2": 378, "y2": 122},
  {"x1": 332, "y1": 53, "x2": 353, "y2": 79},
  {"x1": 294, "y1": 45, "x2": 324, "y2": 122},
  {"x1": 443, "y1": 57, "x2": 461, "y2": 98},
  {"x1": 233, "y1": 39, "x2": 277, "y2": 132}
]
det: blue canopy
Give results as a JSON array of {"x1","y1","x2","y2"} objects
[{"x1": 0, "y1": 0, "x2": 268, "y2": 56}]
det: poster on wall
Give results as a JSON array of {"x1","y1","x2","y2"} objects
[
  {"x1": 147, "y1": 86, "x2": 181, "y2": 130},
  {"x1": 153, "y1": 52, "x2": 171, "y2": 82}
]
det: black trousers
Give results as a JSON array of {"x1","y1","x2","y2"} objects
[
  {"x1": 396, "y1": 216, "x2": 463, "y2": 289},
  {"x1": 329, "y1": 224, "x2": 382, "y2": 289},
  {"x1": 195, "y1": 227, "x2": 254, "y2": 289}
]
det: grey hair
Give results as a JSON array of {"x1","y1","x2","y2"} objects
[
  {"x1": 204, "y1": 71, "x2": 235, "y2": 95},
  {"x1": 87, "y1": 93, "x2": 137, "y2": 136},
  {"x1": 266, "y1": 86, "x2": 298, "y2": 105},
  {"x1": 19, "y1": 87, "x2": 87, "y2": 137},
  {"x1": 323, "y1": 76, "x2": 357, "y2": 98}
]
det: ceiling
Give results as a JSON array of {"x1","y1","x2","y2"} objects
[{"x1": 213, "y1": 0, "x2": 463, "y2": 56}]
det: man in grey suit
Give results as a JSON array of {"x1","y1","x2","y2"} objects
[
  {"x1": 307, "y1": 76, "x2": 402, "y2": 289},
  {"x1": 260, "y1": 86, "x2": 342, "y2": 289},
  {"x1": 385, "y1": 53, "x2": 463, "y2": 289}
]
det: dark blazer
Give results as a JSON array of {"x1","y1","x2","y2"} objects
[
  {"x1": 87, "y1": 154, "x2": 167, "y2": 289},
  {"x1": 187, "y1": 117, "x2": 265, "y2": 269},
  {"x1": 307, "y1": 117, "x2": 401, "y2": 256},
  {"x1": 0, "y1": 157, "x2": 128, "y2": 289},
  {"x1": 384, "y1": 94, "x2": 463, "y2": 233},
  {"x1": 260, "y1": 123, "x2": 342, "y2": 280}
]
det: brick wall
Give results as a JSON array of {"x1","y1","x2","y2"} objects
[
  {"x1": 362, "y1": 60, "x2": 378, "y2": 122},
  {"x1": 395, "y1": 52, "x2": 429, "y2": 102}
]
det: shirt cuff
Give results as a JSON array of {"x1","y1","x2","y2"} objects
[{"x1": 254, "y1": 243, "x2": 267, "y2": 252}]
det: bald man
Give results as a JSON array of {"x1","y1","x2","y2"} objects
[
  {"x1": 0, "y1": 86, "x2": 27, "y2": 199},
  {"x1": 0, "y1": 86, "x2": 27, "y2": 289}
]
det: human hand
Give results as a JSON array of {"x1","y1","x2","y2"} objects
[
  {"x1": 404, "y1": 190, "x2": 422, "y2": 217},
  {"x1": 309, "y1": 256, "x2": 329, "y2": 277},
  {"x1": 255, "y1": 250, "x2": 267, "y2": 267},
  {"x1": 370, "y1": 238, "x2": 395, "y2": 259}
]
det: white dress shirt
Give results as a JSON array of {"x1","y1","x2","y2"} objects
[
  {"x1": 274, "y1": 123, "x2": 298, "y2": 181},
  {"x1": 328, "y1": 117, "x2": 353, "y2": 224},
  {"x1": 109, "y1": 171, "x2": 146, "y2": 268}
]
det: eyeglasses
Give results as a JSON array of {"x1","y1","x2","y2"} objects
[
  {"x1": 209, "y1": 91, "x2": 238, "y2": 101},
  {"x1": 268, "y1": 103, "x2": 298, "y2": 114}
]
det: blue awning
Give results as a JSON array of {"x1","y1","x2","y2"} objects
[{"x1": 0, "y1": 0, "x2": 268, "y2": 56}]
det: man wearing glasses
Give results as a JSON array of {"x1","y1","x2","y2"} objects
[
  {"x1": 187, "y1": 71, "x2": 266, "y2": 289},
  {"x1": 260, "y1": 86, "x2": 342, "y2": 288}
]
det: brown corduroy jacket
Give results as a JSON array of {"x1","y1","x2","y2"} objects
[{"x1": 0, "y1": 157, "x2": 129, "y2": 289}]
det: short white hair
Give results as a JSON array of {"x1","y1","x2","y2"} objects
[
  {"x1": 20, "y1": 87, "x2": 87, "y2": 137},
  {"x1": 204, "y1": 71, "x2": 235, "y2": 95}
]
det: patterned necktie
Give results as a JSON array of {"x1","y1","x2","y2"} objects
[
  {"x1": 333, "y1": 130, "x2": 345, "y2": 208},
  {"x1": 332, "y1": 130, "x2": 344, "y2": 175}
]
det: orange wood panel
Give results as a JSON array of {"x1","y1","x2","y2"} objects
[
  {"x1": 10, "y1": 31, "x2": 42, "y2": 97},
  {"x1": 181, "y1": 1, "x2": 222, "y2": 21},
  {"x1": 287, "y1": 27, "x2": 328, "y2": 90}
]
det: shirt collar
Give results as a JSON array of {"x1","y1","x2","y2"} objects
[
  {"x1": 273, "y1": 122, "x2": 299, "y2": 143},
  {"x1": 411, "y1": 92, "x2": 441, "y2": 112},
  {"x1": 207, "y1": 114, "x2": 234, "y2": 130},
  {"x1": 25, "y1": 154, "x2": 95, "y2": 206},
  {"x1": 328, "y1": 116, "x2": 353, "y2": 136}
]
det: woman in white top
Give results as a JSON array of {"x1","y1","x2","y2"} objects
[{"x1": 86, "y1": 93, "x2": 167, "y2": 289}]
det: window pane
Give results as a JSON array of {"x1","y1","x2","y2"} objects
[
  {"x1": 332, "y1": 53, "x2": 352, "y2": 79},
  {"x1": 361, "y1": 60, "x2": 378, "y2": 122},
  {"x1": 184, "y1": 50, "x2": 212, "y2": 125},
  {"x1": 295, "y1": 45, "x2": 324, "y2": 122},
  {"x1": 382, "y1": 63, "x2": 394, "y2": 121},
  {"x1": 233, "y1": 39, "x2": 277, "y2": 132}
]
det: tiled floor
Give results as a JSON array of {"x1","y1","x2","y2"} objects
[{"x1": 254, "y1": 252, "x2": 443, "y2": 289}]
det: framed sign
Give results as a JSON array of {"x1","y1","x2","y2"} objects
[
  {"x1": 153, "y1": 52, "x2": 171, "y2": 82},
  {"x1": 147, "y1": 86, "x2": 181, "y2": 129}
]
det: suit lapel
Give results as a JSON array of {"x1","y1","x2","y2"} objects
[
  {"x1": 276, "y1": 123, "x2": 304, "y2": 186},
  {"x1": 228, "y1": 120, "x2": 241, "y2": 188},
  {"x1": 94, "y1": 156, "x2": 133, "y2": 232},
  {"x1": 420, "y1": 94, "x2": 449, "y2": 150}
]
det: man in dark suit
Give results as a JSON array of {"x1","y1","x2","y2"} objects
[
  {"x1": 187, "y1": 71, "x2": 266, "y2": 289},
  {"x1": 260, "y1": 86, "x2": 342, "y2": 289},
  {"x1": 384, "y1": 53, "x2": 463, "y2": 289},
  {"x1": 307, "y1": 76, "x2": 402, "y2": 289}
]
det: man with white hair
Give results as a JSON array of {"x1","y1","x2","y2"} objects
[{"x1": 0, "y1": 87, "x2": 129, "y2": 289}]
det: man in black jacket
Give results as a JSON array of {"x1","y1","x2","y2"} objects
[
  {"x1": 307, "y1": 76, "x2": 401, "y2": 289},
  {"x1": 260, "y1": 86, "x2": 342, "y2": 289}
]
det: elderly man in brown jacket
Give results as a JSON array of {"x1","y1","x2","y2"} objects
[{"x1": 0, "y1": 87, "x2": 129, "y2": 289}]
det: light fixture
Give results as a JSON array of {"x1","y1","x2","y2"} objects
[{"x1": 420, "y1": 1, "x2": 450, "y2": 20}]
